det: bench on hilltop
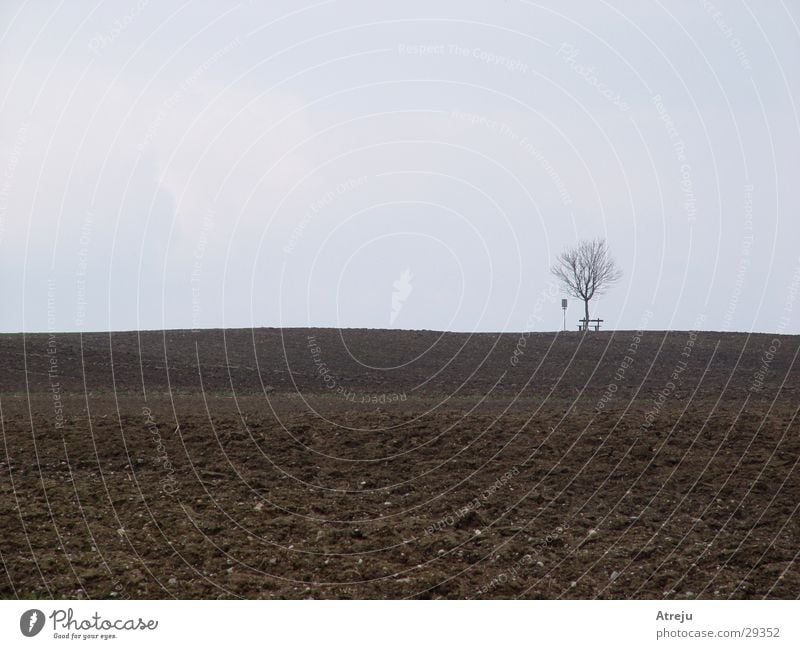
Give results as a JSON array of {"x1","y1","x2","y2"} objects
[{"x1": 578, "y1": 318, "x2": 604, "y2": 332}]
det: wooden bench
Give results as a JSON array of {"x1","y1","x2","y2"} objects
[{"x1": 577, "y1": 318, "x2": 604, "y2": 331}]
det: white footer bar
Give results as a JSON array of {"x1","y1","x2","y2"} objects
[{"x1": 2, "y1": 600, "x2": 796, "y2": 648}]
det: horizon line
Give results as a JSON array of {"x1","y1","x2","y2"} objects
[{"x1": 0, "y1": 326, "x2": 792, "y2": 337}]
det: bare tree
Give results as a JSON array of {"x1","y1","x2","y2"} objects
[{"x1": 551, "y1": 238, "x2": 622, "y2": 330}]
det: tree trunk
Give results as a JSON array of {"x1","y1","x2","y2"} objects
[{"x1": 584, "y1": 299, "x2": 590, "y2": 331}]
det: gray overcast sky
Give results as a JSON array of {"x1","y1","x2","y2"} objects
[{"x1": 1, "y1": 0, "x2": 798, "y2": 333}]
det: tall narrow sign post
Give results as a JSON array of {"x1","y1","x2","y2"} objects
[{"x1": 562, "y1": 299, "x2": 567, "y2": 331}]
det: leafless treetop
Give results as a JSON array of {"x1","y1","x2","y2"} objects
[{"x1": 550, "y1": 238, "x2": 623, "y2": 303}]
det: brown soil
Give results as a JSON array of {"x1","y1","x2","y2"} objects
[{"x1": 1, "y1": 328, "x2": 798, "y2": 599}]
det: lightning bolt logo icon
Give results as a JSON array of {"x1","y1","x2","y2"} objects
[
  {"x1": 20, "y1": 608, "x2": 45, "y2": 637},
  {"x1": 390, "y1": 268, "x2": 413, "y2": 325}
]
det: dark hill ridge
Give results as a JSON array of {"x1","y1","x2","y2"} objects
[
  {"x1": 1, "y1": 328, "x2": 799, "y2": 599},
  {"x1": 0, "y1": 328, "x2": 796, "y2": 400}
]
